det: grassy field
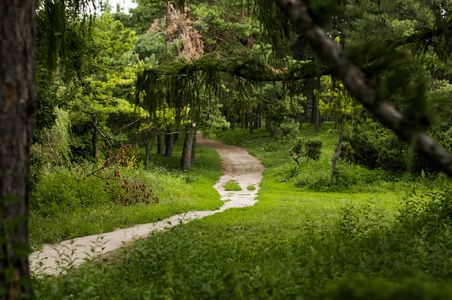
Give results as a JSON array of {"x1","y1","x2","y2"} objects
[
  {"x1": 29, "y1": 139, "x2": 224, "y2": 248},
  {"x1": 33, "y1": 123, "x2": 452, "y2": 299}
]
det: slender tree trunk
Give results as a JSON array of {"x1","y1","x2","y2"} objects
[
  {"x1": 269, "y1": 125, "x2": 277, "y2": 139},
  {"x1": 249, "y1": 114, "x2": 254, "y2": 135},
  {"x1": 165, "y1": 133, "x2": 174, "y2": 157},
  {"x1": 92, "y1": 114, "x2": 98, "y2": 159},
  {"x1": 316, "y1": 107, "x2": 321, "y2": 132},
  {"x1": 181, "y1": 130, "x2": 194, "y2": 170},
  {"x1": 297, "y1": 112, "x2": 303, "y2": 130},
  {"x1": 307, "y1": 79, "x2": 316, "y2": 126},
  {"x1": 311, "y1": 93, "x2": 321, "y2": 131},
  {"x1": 191, "y1": 129, "x2": 197, "y2": 166},
  {"x1": 157, "y1": 130, "x2": 164, "y2": 154},
  {"x1": 0, "y1": 1, "x2": 36, "y2": 297}
]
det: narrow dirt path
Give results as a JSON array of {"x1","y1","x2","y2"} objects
[{"x1": 30, "y1": 133, "x2": 265, "y2": 276}]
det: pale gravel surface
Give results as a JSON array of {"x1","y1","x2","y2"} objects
[{"x1": 29, "y1": 133, "x2": 265, "y2": 276}]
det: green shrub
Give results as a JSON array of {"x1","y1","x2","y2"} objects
[
  {"x1": 397, "y1": 188, "x2": 452, "y2": 235},
  {"x1": 344, "y1": 120, "x2": 452, "y2": 174},
  {"x1": 291, "y1": 138, "x2": 323, "y2": 163},
  {"x1": 30, "y1": 167, "x2": 110, "y2": 216},
  {"x1": 278, "y1": 117, "x2": 299, "y2": 139}
]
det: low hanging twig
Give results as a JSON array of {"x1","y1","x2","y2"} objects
[
  {"x1": 93, "y1": 121, "x2": 113, "y2": 147},
  {"x1": 114, "y1": 117, "x2": 141, "y2": 134}
]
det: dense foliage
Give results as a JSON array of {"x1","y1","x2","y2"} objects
[{"x1": 8, "y1": 0, "x2": 449, "y2": 298}]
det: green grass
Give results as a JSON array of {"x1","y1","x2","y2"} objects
[
  {"x1": 247, "y1": 185, "x2": 256, "y2": 190},
  {"x1": 223, "y1": 180, "x2": 242, "y2": 191},
  {"x1": 29, "y1": 140, "x2": 223, "y2": 249},
  {"x1": 32, "y1": 123, "x2": 452, "y2": 298}
]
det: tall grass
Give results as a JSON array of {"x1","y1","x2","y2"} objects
[
  {"x1": 29, "y1": 140, "x2": 223, "y2": 248},
  {"x1": 33, "y1": 124, "x2": 452, "y2": 299}
]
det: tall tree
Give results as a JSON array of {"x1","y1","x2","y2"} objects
[
  {"x1": 1, "y1": 0, "x2": 99, "y2": 297},
  {"x1": 273, "y1": 0, "x2": 452, "y2": 176},
  {"x1": 0, "y1": 1, "x2": 36, "y2": 298}
]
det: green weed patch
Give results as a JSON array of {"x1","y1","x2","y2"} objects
[{"x1": 223, "y1": 180, "x2": 242, "y2": 191}]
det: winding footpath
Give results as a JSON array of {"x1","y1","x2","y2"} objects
[{"x1": 29, "y1": 134, "x2": 265, "y2": 276}]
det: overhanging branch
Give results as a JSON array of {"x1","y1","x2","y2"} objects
[{"x1": 275, "y1": 0, "x2": 452, "y2": 176}]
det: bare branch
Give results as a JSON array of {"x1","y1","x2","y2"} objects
[
  {"x1": 93, "y1": 117, "x2": 113, "y2": 147},
  {"x1": 114, "y1": 117, "x2": 142, "y2": 134},
  {"x1": 275, "y1": 0, "x2": 452, "y2": 176}
]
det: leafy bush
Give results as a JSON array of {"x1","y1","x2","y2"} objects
[
  {"x1": 397, "y1": 188, "x2": 452, "y2": 235},
  {"x1": 343, "y1": 120, "x2": 452, "y2": 174},
  {"x1": 290, "y1": 138, "x2": 323, "y2": 163},
  {"x1": 277, "y1": 117, "x2": 299, "y2": 139},
  {"x1": 30, "y1": 167, "x2": 111, "y2": 217}
]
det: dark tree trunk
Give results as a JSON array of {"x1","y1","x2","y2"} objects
[
  {"x1": 0, "y1": 1, "x2": 36, "y2": 297},
  {"x1": 269, "y1": 126, "x2": 277, "y2": 139},
  {"x1": 310, "y1": 95, "x2": 316, "y2": 125},
  {"x1": 249, "y1": 114, "x2": 254, "y2": 135},
  {"x1": 254, "y1": 116, "x2": 259, "y2": 129},
  {"x1": 157, "y1": 130, "x2": 164, "y2": 154},
  {"x1": 191, "y1": 129, "x2": 197, "y2": 166},
  {"x1": 92, "y1": 114, "x2": 98, "y2": 159},
  {"x1": 165, "y1": 133, "x2": 174, "y2": 157},
  {"x1": 240, "y1": 113, "x2": 246, "y2": 129},
  {"x1": 297, "y1": 112, "x2": 303, "y2": 130},
  {"x1": 181, "y1": 130, "x2": 195, "y2": 170}
]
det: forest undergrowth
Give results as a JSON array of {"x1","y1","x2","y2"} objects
[
  {"x1": 32, "y1": 123, "x2": 452, "y2": 299},
  {"x1": 29, "y1": 140, "x2": 223, "y2": 248}
]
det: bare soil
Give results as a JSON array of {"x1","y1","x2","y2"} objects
[{"x1": 30, "y1": 133, "x2": 265, "y2": 276}]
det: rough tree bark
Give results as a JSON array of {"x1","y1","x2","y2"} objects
[
  {"x1": 164, "y1": 132, "x2": 175, "y2": 157},
  {"x1": 181, "y1": 130, "x2": 195, "y2": 170},
  {"x1": 275, "y1": 0, "x2": 452, "y2": 176},
  {"x1": 0, "y1": 0, "x2": 36, "y2": 298},
  {"x1": 191, "y1": 129, "x2": 197, "y2": 166}
]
